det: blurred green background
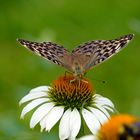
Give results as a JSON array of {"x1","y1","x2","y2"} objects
[{"x1": 0, "y1": 0, "x2": 140, "y2": 139}]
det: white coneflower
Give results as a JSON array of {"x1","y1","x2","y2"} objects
[{"x1": 19, "y1": 75, "x2": 115, "y2": 140}]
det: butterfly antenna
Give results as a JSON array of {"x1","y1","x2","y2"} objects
[
  {"x1": 92, "y1": 78, "x2": 106, "y2": 84},
  {"x1": 85, "y1": 75, "x2": 106, "y2": 84}
]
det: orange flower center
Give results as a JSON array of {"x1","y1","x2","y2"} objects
[{"x1": 48, "y1": 75, "x2": 94, "y2": 109}]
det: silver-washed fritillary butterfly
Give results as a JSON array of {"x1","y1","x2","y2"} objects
[{"x1": 17, "y1": 34, "x2": 134, "y2": 79}]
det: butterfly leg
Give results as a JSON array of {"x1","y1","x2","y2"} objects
[
  {"x1": 78, "y1": 79, "x2": 81, "y2": 88},
  {"x1": 69, "y1": 78, "x2": 76, "y2": 84},
  {"x1": 69, "y1": 78, "x2": 81, "y2": 89},
  {"x1": 81, "y1": 79, "x2": 88, "y2": 84},
  {"x1": 64, "y1": 71, "x2": 73, "y2": 78},
  {"x1": 64, "y1": 71, "x2": 78, "y2": 85}
]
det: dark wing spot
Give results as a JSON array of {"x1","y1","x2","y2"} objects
[{"x1": 47, "y1": 56, "x2": 52, "y2": 60}]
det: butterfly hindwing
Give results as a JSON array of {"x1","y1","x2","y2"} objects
[{"x1": 72, "y1": 34, "x2": 134, "y2": 71}]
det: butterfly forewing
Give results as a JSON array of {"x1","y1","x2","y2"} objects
[
  {"x1": 17, "y1": 39, "x2": 73, "y2": 71},
  {"x1": 72, "y1": 34, "x2": 134, "y2": 71}
]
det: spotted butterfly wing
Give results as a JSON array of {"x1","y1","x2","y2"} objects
[
  {"x1": 17, "y1": 39, "x2": 73, "y2": 71},
  {"x1": 72, "y1": 34, "x2": 134, "y2": 72}
]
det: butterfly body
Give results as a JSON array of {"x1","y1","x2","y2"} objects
[
  {"x1": 71, "y1": 60, "x2": 85, "y2": 79},
  {"x1": 17, "y1": 34, "x2": 134, "y2": 79}
]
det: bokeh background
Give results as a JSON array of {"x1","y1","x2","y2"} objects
[{"x1": 0, "y1": 0, "x2": 140, "y2": 139}]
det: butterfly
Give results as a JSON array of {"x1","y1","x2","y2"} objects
[{"x1": 17, "y1": 34, "x2": 134, "y2": 80}]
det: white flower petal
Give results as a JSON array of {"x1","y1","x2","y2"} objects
[
  {"x1": 89, "y1": 107, "x2": 108, "y2": 124},
  {"x1": 45, "y1": 106, "x2": 64, "y2": 132},
  {"x1": 20, "y1": 98, "x2": 49, "y2": 119},
  {"x1": 94, "y1": 103, "x2": 110, "y2": 118},
  {"x1": 94, "y1": 95, "x2": 114, "y2": 108},
  {"x1": 95, "y1": 99, "x2": 114, "y2": 108},
  {"x1": 30, "y1": 102, "x2": 54, "y2": 128},
  {"x1": 69, "y1": 108, "x2": 81, "y2": 140},
  {"x1": 82, "y1": 109, "x2": 100, "y2": 135},
  {"x1": 59, "y1": 109, "x2": 71, "y2": 140},
  {"x1": 19, "y1": 92, "x2": 48, "y2": 105},
  {"x1": 30, "y1": 86, "x2": 49, "y2": 93},
  {"x1": 93, "y1": 94, "x2": 100, "y2": 98},
  {"x1": 77, "y1": 135, "x2": 97, "y2": 140},
  {"x1": 103, "y1": 105, "x2": 114, "y2": 112},
  {"x1": 40, "y1": 116, "x2": 46, "y2": 132}
]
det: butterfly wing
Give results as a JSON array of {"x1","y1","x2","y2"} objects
[
  {"x1": 17, "y1": 39, "x2": 73, "y2": 71},
  {"x1": 72, "y1": 34, "x2": 134, "y2": 72}
]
